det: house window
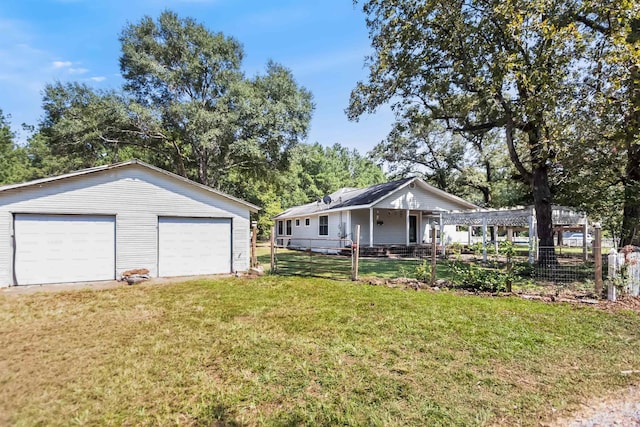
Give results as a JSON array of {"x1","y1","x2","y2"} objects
[
  {"x1": 305, "y1": 218, "x2": 310, "y2": 226},
  {"x1": 295, "y1": 218, "x2": 300, "y2": 227},
  {"x1": 277, "y1": 220, "x2": 283, "y2": 235},
  {"x1": 286, "y1": 219, "x2": 292, "y2": 235},
  {"x1": 319, "y1": 215, "x2": 328, "y2": 236}
]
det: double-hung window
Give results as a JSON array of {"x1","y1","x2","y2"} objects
[
  {"x1": 277, "y1": 220, "x2": 284, "y2": 235},
  {"x1": 319, "y1": 215, "x2": 329, "y2": 236},
  {"x1": 286, "y1": 219, "x2": 292, "y2": 235}
]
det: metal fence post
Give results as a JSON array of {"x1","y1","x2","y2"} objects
[
  {"x1": 594, "y1": 223, "x2": 603, "y2": 297},
  {"x1": 352, "y1": 225, "x2": 360, "y2": 281},
  {"x1": 270, "y1": 226, "x2": 275, "y2": 272}
]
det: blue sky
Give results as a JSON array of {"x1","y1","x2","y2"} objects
[{"x1": 0, "y1": 0, "x2": 394, "y2": 153}]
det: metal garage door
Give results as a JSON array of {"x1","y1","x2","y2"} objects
[
  {"x1": 14, "y1": 214, "x2": 116, "y2": 285},
  {"x1": 158, "y1": 217, "x2": 231, "y2": 277}
]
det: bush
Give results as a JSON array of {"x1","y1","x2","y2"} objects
[
  {"x1": 414, "y1": 259, "x2": 432, "y2": 282},
  {"x1": 447, "y1": 261, "x2": 511, "y2": 293}
]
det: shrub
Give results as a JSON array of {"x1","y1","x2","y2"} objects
[{"x1": 447, "y1": 261, "x2": 510, "y2": 293}]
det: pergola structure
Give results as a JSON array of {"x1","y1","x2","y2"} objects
[{"x1": 440, "y1": 205, "x2": 589, "y2": 263}]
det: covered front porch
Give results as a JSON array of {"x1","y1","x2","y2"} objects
[{"x1": 349, "y1": 208, "x2": 445, "y2": 248}]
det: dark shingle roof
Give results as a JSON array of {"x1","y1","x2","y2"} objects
[
  {"x1": 329, "y1": 177, "x2": 413, "y2": 209},
  {"x1": 272, "y1": 177, "x2": 416, "y2": 219}
]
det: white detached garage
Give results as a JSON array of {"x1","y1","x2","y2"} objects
[{"x1": 0, "y1": 160, "x2": 259, "y2": 287}]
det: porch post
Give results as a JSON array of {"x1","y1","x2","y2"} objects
[
  {"x1": 406, "y1": 209, "x2": 410, "y2": 245},
  {"x1": 369, "y1": 207, "x2": 374, "y2": 248}
]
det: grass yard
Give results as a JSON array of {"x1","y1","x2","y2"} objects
[
  {"x1": 258, "y1": 246, "x2": 451, "y2": 280},
  {"x1": 2, "y1": 277, "x2": 640, "y2": 426}
]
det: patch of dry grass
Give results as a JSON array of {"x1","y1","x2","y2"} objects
[{"x1": 1, "y1": 277, "x2": 639, "y2": 426}]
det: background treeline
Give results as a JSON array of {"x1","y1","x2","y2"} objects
[{"x1": 1, "y1": 6, "x2": 638, "y2": 245}]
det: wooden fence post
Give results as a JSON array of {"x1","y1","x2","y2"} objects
[
  {"x1": 431, "y1": 224, "x2": 437, "y2": 286},
  {"x1": 352, "y1": 225, "x2": 360, "y2": 281},
  {"x1": 270, "y1": 226, "x2": 275, "y2": 272},
  {"x1": 594, "y1": 223, "x2": 603, "y2": 297}
]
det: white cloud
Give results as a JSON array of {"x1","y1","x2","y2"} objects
[
  {"x1": 52, "y1": 60, "x2": 72, "y2": 68},
  {"x1": 89, "y1": 76, "x2": 106, "y2": 82},
  {"x1": 68, "y1": 67, "x2": 88, "y2": 74}
]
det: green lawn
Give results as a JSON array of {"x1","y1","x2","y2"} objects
[
  {"x1": 258, "y1": 246, "x2": 451, "y2": 280},
  {"x1": 1, "y1": 277, "x2": 639, "y2": 426}
]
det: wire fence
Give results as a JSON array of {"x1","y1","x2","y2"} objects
[
  {"x1": 272, "y1": 237, "x2": 355, "y2": 279},
  {"x1": 266, "y1": 232, "x2": 634, "y2": 299}
]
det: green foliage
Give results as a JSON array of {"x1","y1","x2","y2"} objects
[
  {"x1": 447, "y1": 261, "x2": 510, "y2": 293},
  {"x1": 39, "y1": 11, "x2": 313, "y2": 190},
  {"x1": 0, "y1": 110, "x2": 32, "y2": 185},
  {"x1": 414, "y1": 259, "x2": 432, "y2": 282},
  {"x1": 370, "y1": 113, "x2": 528, "y2": 207},
  {"x1": 349, "y1": 0, "x2": 613, "y2": 248}
]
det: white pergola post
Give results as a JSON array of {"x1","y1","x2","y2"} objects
[
  {"x1": 528, "y1": 213, "x2": 535, "y2": 264},
  {"x1": 482, "y1": 217, "x2": 488, "y2": 262},
  {"x1": 369, "y1": 207, "x2": 374, "y2": 248},
  {"x1": 406, "y1": 209, "x2": 410, "y2": 246},
  {"x1": 582, "y1": 215, "x2": 588, "y2": 262},
  {"x1": 439, "y1": 212, "x2": 445, "y2": 256},
  {"x1": 468, "y1": 226, "x2": 473, "y2": 246}
]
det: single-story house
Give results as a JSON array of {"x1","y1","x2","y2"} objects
[
  {"x1": 0, "y1": 159, "x2": 259, "y2": 287},
  {"x1": 273, "y1": 177, "x2": 477, "y2": 250}
]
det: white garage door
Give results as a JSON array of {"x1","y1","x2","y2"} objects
[
  {"x1": 14, "y1": 214, "x2": 116, "y2": 285},
  {"x1": 158, "y1": 217, "x2": 231, "y2": 277}
]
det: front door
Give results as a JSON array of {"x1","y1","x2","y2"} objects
[{"x1": 409, "y1": 215, "x2": 418, "y2": 244}]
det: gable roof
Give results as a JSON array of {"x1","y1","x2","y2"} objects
[
  {"x1": 0, "y1": 159, "x2": 260, "y2": 212},
  {"x1": 273, "y1": 177, "x2": 477, "y2": 219}
]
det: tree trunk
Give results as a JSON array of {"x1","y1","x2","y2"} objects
[
  {"x1": 620, "y1": 144, "x2": 640, "y2": 247},
  {"x1": 620, "y1": 64, "x2": 640, "y2": 247},
  {"x1": 532, "y1": 165, "x2": 556, "y2": 265}
]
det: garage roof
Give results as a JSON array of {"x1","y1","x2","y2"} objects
[{"x1": 0, "y1": 159, "x2": 260, "y2": 212}]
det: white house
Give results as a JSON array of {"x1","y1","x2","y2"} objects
[
  {"x1": 0, "y1": 160, "x2": 259, "y2": 287},
  {"x1": 273, "y1": 177, "x2": 477, "y2": 250}
]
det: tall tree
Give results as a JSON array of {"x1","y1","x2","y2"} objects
[
  {"x1": 573, "y1": 2, "x2": 640, "y2": 246},
  {"x1": 369, "y1": 109, "x2": 526, "y2": 207},
  {"x1": 119, "y1": 11, "x2": 313, "y2": 187},
  {"x1": 0, "y1": 110, "x2": 31, "y2": 185},
  {"x1": 349, "y1": 0, "x2": 589, "y2": 262},
  {"x1": 40, "y1": 11, "x2": 313, "y2": 189}
]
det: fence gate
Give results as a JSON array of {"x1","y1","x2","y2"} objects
[{"x1": 270, "y1": 229, "x2": 360, "y2": 279}]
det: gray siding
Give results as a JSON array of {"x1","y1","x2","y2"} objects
[
  {"x1": 0, "y1": 165, "x2": 251, "y2": 286},
  {"x1": 374, "y1": 185, "x2": 470, "y2": 211},
  {"x1": 278, "y1": 212, "x2": 347, "y2": 249}
]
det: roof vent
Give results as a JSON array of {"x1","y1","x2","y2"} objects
[
  {"x1": 409, "y1": 182, "x2": 416, "y2": 188},
  {"x1": 322, "y1": 195, "x2": 332, "y2": 204}
]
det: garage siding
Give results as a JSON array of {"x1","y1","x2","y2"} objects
[{"x1": 0, "y1": 165, "x2": 252, "y2": 286}]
